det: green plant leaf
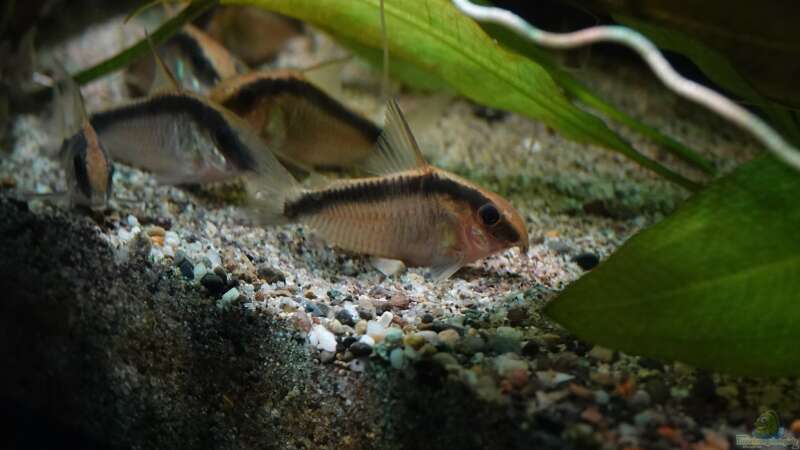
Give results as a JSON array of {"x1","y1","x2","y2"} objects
[
  {"x1": 545, "y1": 155, "x2": 800, "y2": 376},
  {"x1": 614, "y1": 13, "x2": 800, "y2": 146},
  {"x1": 228, "y1": 0, "x2": 697, "y2": 189}
]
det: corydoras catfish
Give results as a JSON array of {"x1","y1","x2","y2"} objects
[{"x1": 246, "y1": 100, "x2": 529, "y2": 280}]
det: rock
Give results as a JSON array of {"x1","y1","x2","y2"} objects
[
  {"x1": 308, "y1": 325, "x2": 337, "y2": 352},
  {"x1": 495, "y1": 354, "x2": 529, "y2": 377},
  {"x1": 384, "y1": 328, "x2": 404, "y2": 346},
  {"x1": 389, "y1": 348, "x2": 405, "y2": 369},
  {"x1": 573, "y1": 252, "x2": 600, "y2": 270},
  {"x1": 177, "y1": 258, "x2": 194, "y2": 280},
  {"x1": 587, "y1": 345, "x2": 615, "y2": 363},
  {"x1": 350, "y1": 342, "x2": 373, "y2": 357},
  {"x1": 506, "y1": 307, "x2": 529, "y2": 326},
  {"x1": 645, "y1": 378, "x2": 670, "y2": 404},
  {"x1": 438, "y1": 329, "x2": 460, "y2": 349},
  {"x1": 629, "y1": 390, "x2": 651, "y2": 410},
  {"x1": 200, "y1": 272, "x2": 226, "y2": 296},
  {"x1": 389, "y1": 293, "x2": 410, "y2": 309},
  {"x1": 257, "y1": 264, "x2": 285, "y2": 284},
  {"x1": 457, "y1": 335, "x2": 485, "y2": 355},
  {"x1": 334, "y1": 309, "x2": 356, "y2": 326}
]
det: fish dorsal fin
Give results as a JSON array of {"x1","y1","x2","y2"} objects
[
  {"x1": 51, "y1": 59, "x2": 87, "y2": 145},
  {"x1": 361, "y1": 99, "x2": 427, "y2": 175},
  {"x1": 145, "y1": 29, "x2": 182, "y2": 93}
]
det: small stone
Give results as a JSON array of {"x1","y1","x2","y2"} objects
[
  {"x1": 177, "y1": 258, "x2": 194, "y2": 279},
  {"x1": 193, "y1": 263, "x2": 208, "y2": 282},
  {"x1": 645, "y1": 378, "x2": 670, "y2": 404},
  {"x1": 588, "y1": 345, "x2": 615, "y2": 363},
  {"x1": 217, "y1": 288, "x2": 240, "y2": 310},
  {"x1": 495, "y1": 354, "x2": 529, "y2": 377},
  {"x1": 506, "y1": 307, "x2": 529, "y2": 326},
  {"x1": 390, "y1": 348, "x2": 405, "y2": 369},
  {"x1": 457, "y1": 335, "x2": 485, "y2": 355},
  {"x1": 389, "y1": 293, "x2": 410, "y2": 309},
  {"x1": 309, "y1": 325, "x2": 337, "y2": 352},
  {"x1": 335, "y1": 309, "x2": 356, "y2": 326},
  {"x1": 629, "y1": 390, "x2": 651, "y2": 410},
  {"x1": 319, "y1": 351, "x2": 336, "y2": 363},
  {"x1": 201, "y1": 272, "x2": 226, "y2": 295},
  {"x1": 404, "y1": 333, "x2": 425, "y2": 350},
  {"x1": 521, "y1": 341, "x2": 540, "y2": 358},
  {"x1": 350, "y1": 341, "x2": 373, "y2": 357},
  {"x1": 432, "y1": 352, "x2": 460, "y2": 370},
  {"x1": 438, "y1": 329, "x2": 460, "y2": 349},
  {"x1": 354, "y1": 320, "x2": 368, "y2": 335},
  {"x1": 573, "y1": 252, "x2": 600, "y2": 270},
  {"x1": 257, "y1": 264, "x2": 286, "y2": 284},
  {"x1": 384, "y1": 328, "x2": 404, "y2": 346}
]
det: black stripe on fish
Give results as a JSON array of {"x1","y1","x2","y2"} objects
[
  {"x1": 220, "y1": 76, "x2": 382, "y2": 143},
  {"x1": 90, "y1": 94, "x2": 259, "y2": 172},
  {"x1": 62, "y1": 132, "x2": 92, "y2": 198},
  {"x1": 169, "y1": 31, "x2": 221, "y2": 87},
  {"x1": 284, "y1": 171, "x2": 521, "y2": 243}
]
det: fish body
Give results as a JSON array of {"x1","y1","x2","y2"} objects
[
  {"x1": 53, "y1": 66, "x2": 113, "y2": 210},
  {"x1": 90, "y1": 91, "x2": 264, "y2": 185},
  {"x1": 127, "y1": 25, "x2": 247, "y2": 96},
  {"x1": 204, "y1": 6, "x2": 302, "y2": 66},
  {"x1": 248, "y1": 100, "x2": 528, "y2": 280},
  {"x1": 211, "y1": 70, "x2": 381, "y2": 171}
]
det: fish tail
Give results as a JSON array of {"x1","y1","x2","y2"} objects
[{"x1": 244, "y1": 144, "x2": 303, "y2": 225}]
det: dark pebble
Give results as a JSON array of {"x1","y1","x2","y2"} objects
[
  {"x1": 342, "y1": 336, "x2": 358, "y2": 348},
  {"x1": 357, "y1": 307, "x2": 375, "y2": 320},
  {"x1": 257, "y1": 264, "x2": 286, "y2": 284},
  {"x1": 349, "y1": 342, "x2": 373, "y2": 357},
  {"x1": 644, "y1": 378, "x2": 670, "y2": 404},
  {"x1": 303, "y1": 301, "x2": 324, "y2": 317},
  {"x1": 335, "y1": 309, "x2": 356, "y2": 326},
  {"x1": 691, "y1": 373, "x2": 717, "y2": 401},
  {"x1": 421, "y1": 313, "x2": 434, "y2": 324},
  {"x1": 177, "y1": 258, "x2": 194, "y2": 280},
  {"x1": 573, "y1": 252, "x2": 600, "y2": 271},
  {"x1": 507, "y1": 307, "x2": 529, "y2": 326},
  {"x1": 521, "y1": 341, "x2": 541, "y2": 358},
  {"x1": 213, "y1": 266, "x2": 227, "y2": 280},
  {"x1": 200, "y1": 272, "x2": 226, "y2": 295}
]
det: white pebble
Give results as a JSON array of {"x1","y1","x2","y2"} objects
[
  {"x1": 377, "y1": 311, "x2": 393, "y2": 328},
  {"x1": 309, "y1": 325, "x2": 337, "y2": 353}
]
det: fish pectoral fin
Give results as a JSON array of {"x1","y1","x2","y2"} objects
[
  {"x1": 370, "y1": 257, "x2": 406, "y2": 277},
  {"x1": 360, "y1": 99, "x2": 428, "y2": 175},
  {"x1": 427, "y1": 259, "x2": 464, "y2": 282}
]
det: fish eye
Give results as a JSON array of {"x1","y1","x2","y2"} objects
[{"x1": 478, "y1": 203, "x2": 500, "y2": 226}]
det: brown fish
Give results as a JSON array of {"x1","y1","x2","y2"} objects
[
  {"x1": 89, "y1": 90, "x2": 268, "y2": 185},
  {"x1": 126, "y1": 24, "x2": 248, "y2": 96},
  {"x1": 210, "y1": 69, "x2": 381, "y2": 171},
  {"x1": 53, "y1": 66, "x2": 114, "y2": 210},
  {"x1": 203, "y1": 6, "x2": 303, "y2": 66},
  {"x1": 247, "y1": 100, "x2": 528, "y2": 280}
]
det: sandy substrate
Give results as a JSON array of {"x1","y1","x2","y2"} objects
[{"x1": 1, "y1": 10, "x2": 796, "y2": 450}]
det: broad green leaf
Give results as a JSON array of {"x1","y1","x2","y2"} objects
[
  {"x1": 546, "y1": 155, "x2": 800, "y2": 376},
  {"x1": 614, "y1": 14, "x2": 800, "y2": 146},
  {"x1": 227, "y1": 0, "x2": 697, "y2": 189}
]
